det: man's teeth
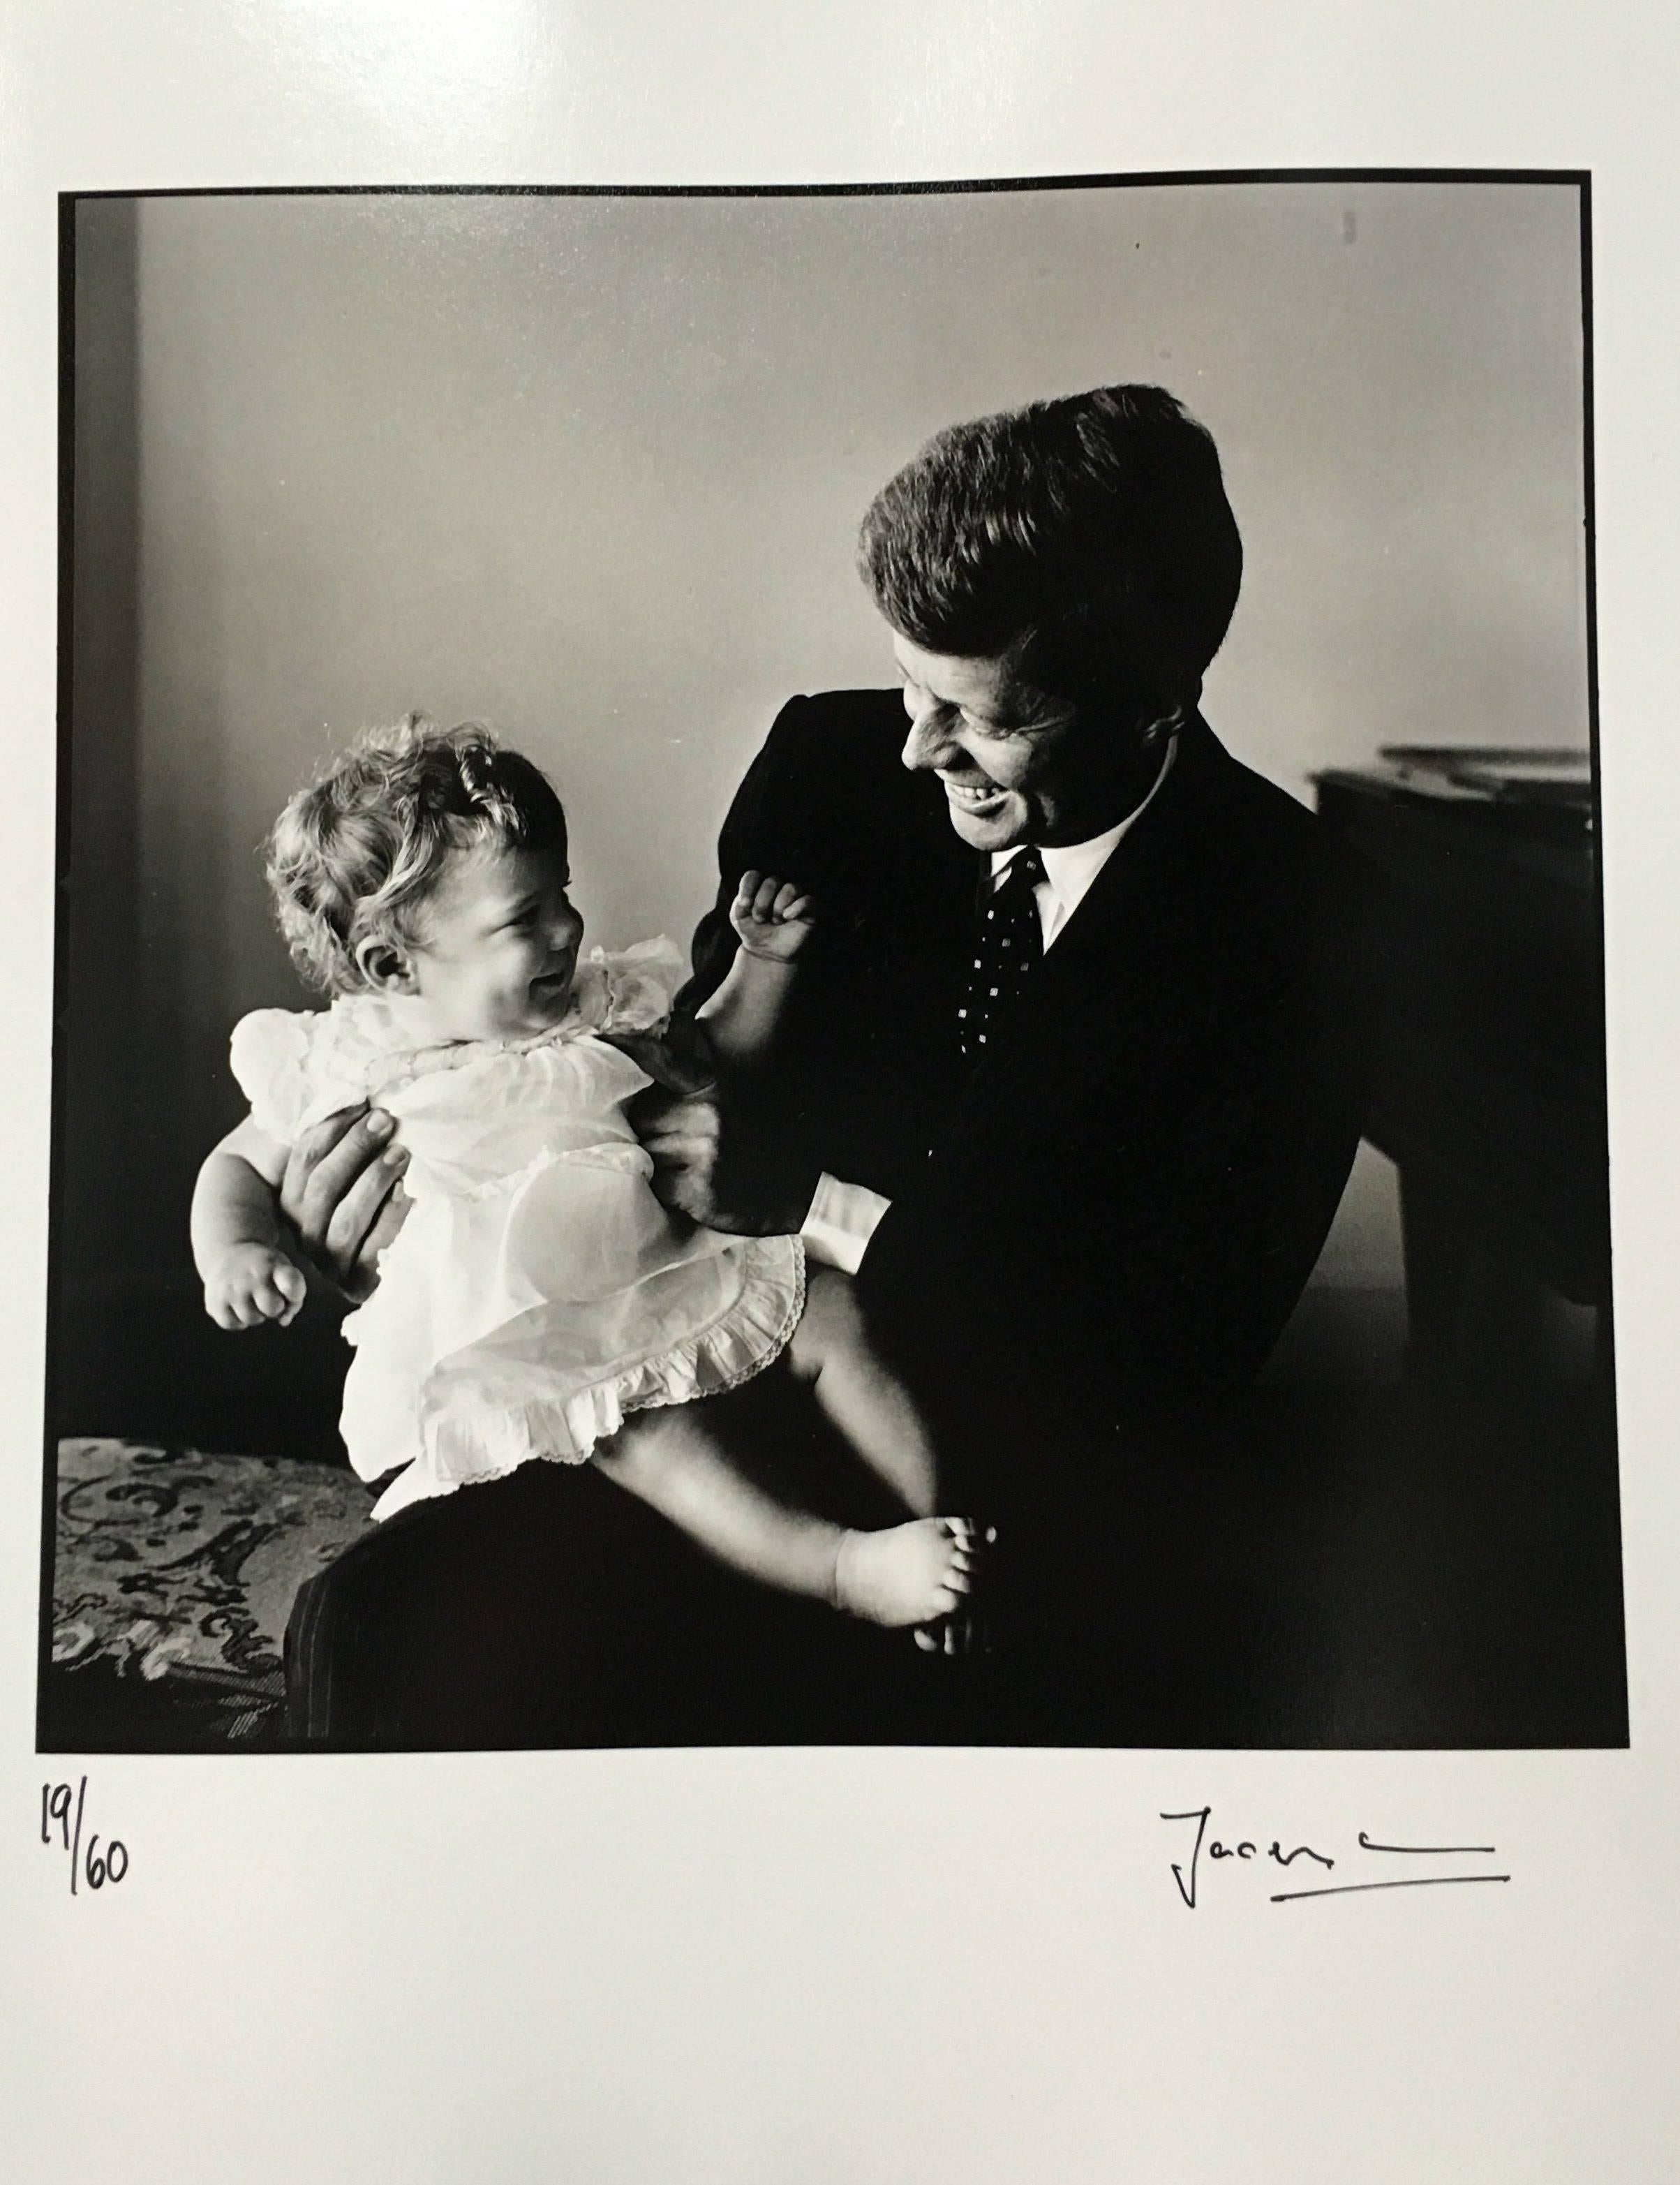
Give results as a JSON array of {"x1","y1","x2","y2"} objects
[{"x1": 946, "y1": 780, "x2": 1002, "y2": 806}]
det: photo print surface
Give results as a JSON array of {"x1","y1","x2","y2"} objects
[{"x1": 45, "y1": 176, "x2": 1619, "y2": 1754}]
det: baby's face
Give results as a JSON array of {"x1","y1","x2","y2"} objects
[{"x1": 405, "y1": 838, "x2": 585, "y2": 1044}]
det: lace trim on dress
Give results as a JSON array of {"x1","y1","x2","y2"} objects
[{"x1": 369, "y1": 1233, "x2": 805, "y2": 1518}]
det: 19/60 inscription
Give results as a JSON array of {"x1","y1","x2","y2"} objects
[{"x1": 41, "y1": 1776, "x2": 128, "y2": 1896}]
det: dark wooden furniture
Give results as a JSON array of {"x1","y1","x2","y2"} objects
[{"x1": 1314, "y1": 753, "x2": 1610, "y2": 1377}]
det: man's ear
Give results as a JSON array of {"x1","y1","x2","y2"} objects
[
  {"x1": 354, "y1": 934, "x2": 417, "y2": 994},
  {"x1": 1141, "y1": 706, "x2": 1184, "y2": 750}
]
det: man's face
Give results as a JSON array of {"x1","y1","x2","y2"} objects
[{"x1": 893, "y1": 634, "x2": 1139, "y2": 853}]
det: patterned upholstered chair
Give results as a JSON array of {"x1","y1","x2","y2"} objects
[{"x1": 45, "y1": 1438, "x2": 374, "y2": 1749}]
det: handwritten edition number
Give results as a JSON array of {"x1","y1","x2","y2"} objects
[{"x1": 40, "y1": 1777, "x2": 128, "y2": 1895}]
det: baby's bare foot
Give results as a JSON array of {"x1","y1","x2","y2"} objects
[{"x1": 833, "y1": 1516, "x2": 974, "y2": 1627}]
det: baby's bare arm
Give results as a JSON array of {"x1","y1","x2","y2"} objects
[
  {"x1": 192, "y1": 1120, "x2": 287, "y2": 1254},
  {"x1": 696, "y1": 871, "x2": 815, "y2": 1074},
  {"x1": 191, "y1": 1120, "x2": 308, "y2": 1328}
]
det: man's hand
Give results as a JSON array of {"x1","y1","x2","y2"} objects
[
  {"x1": 202, "y1": 1242, "x2": 309, "y2": 1331},
  {"x1": 727, "y1": 871, "x2": 817, "y2": 965},
  {"x1": 627, "y1": 1079, "x2": 816, "y2": 1237},
  {"x1": 277, "y1": 1104, "x2": 411, "y2": 1301}
]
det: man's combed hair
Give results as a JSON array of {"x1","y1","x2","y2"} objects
[
  {"x1": 265, "y1": 715, "x2": 567, "y2": 995},
  {"x1": 857, "y1": 383, "x2": 1243, "y2": 722}
]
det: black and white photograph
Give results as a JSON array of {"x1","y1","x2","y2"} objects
[{"x1": 44, "y1": 175, "x2": 1621, "y2": 1758}]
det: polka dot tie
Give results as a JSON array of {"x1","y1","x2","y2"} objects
[{"x1": 958, "y1": 845, "x2": 1046, "y2": 1062}]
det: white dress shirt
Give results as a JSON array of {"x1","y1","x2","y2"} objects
[{"x1": 800, "y1": 734, "x2": 1179, "y2": 1275}]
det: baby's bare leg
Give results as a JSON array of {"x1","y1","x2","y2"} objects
[
  {"x1": 786, "y1": 1270, "x2": 997, "y2": 1650},
  {"x1": 785, "y1": 1266, "x2": 940, "y2": 1517},
  {"x1": 594, "y1": 1406, "x2": 841, "y2": 1603},
  {"x1": 593, "y1": 1401, "x2": 971, "y2": 1629}
]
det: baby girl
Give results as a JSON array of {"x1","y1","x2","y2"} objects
[{"x1": 190, "y1": 718, "x2": 974, "y2": 1634}]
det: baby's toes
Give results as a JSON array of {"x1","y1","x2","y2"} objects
[
  {"x1": 912, "y1": 1608, "x2": 964, "y2": 1654},
  {"x1": 935, "y1": 1520, "x2": 977, "y2": 1580}
]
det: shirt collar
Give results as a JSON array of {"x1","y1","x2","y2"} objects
[{"x1": 990, "y1": 728, "x2": 1180, "y2": 910}]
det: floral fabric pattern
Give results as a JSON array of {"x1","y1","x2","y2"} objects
[{"x1": 49, "y1": 1437, "x2": 374, "y2": 1744}]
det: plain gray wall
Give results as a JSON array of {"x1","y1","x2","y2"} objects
[{"x1": 61, "y1": 182, "x2": 1588, "y2": 1430}]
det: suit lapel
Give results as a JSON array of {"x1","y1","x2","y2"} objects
[
  {"x1": 949, "y1": 718, "x2": 1236, "y2": 1133},
  {"x1": 868, "y1": 761, "x2": 981, "y2": 979},
  {"x1": 900, "y1": 765, "x2": 985, "y2": 923}
]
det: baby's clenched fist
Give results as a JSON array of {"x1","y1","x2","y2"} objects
[
  {"x1": 728, "y1": 871, "x2": 817, "y2": 963},
  {"x1": 203, "y1": 1243, "x2": 307, "y2": 1330}
]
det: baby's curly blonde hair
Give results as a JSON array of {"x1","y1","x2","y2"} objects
[{"x1": 265, "y1": 715, "x2": 569, "y2": 995}]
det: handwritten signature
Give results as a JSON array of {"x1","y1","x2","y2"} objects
[{"x1": 1161, "y1": 1806, "x2": 1509, "y2": 1908}]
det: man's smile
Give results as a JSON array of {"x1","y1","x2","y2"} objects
[{"x1": 939, "y1": 773, "x2": 1011, "y2": 811}]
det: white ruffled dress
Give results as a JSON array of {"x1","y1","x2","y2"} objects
[{"x1": 230, "y1": 939, "x2": 805, "y2": 1520}]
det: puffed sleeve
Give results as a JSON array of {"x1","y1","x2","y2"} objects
[
  {"x1": 597, "y1": 937, "x2": 687, "y2": 1035},
  {"x1": 228, "y1": 1009, "x2": 321, "y2": 1142}
]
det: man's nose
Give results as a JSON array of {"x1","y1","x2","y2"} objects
[{"x1": 900, "y1": 701, "x2": 956, "y2": 773}]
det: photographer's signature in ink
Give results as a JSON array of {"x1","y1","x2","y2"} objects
[{"x1": 1160, "y1": 1805, "x2": 1510, "y2": 1907}]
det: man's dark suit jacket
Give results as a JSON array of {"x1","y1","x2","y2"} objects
[{"x1": 685, "y1": 688, "x2": 1367, "y2": 1518}]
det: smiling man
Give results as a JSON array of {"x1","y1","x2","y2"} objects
[
  {"x1": 664, "y1": 386, "x2": 1359, "y2": 1392},
  {"x1": 641, "y1": 383, "x2": 1369, "y2": 1732}
]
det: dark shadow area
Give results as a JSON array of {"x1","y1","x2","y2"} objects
[{"x1": 56, "y1": 199, "x2": 142, "y2": 1391}]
